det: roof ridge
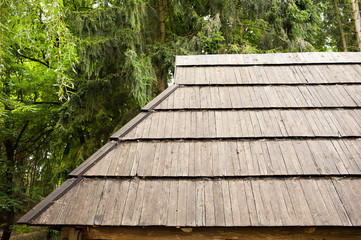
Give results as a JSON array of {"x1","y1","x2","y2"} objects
[
  {"x1": 76, "y1": 175, "x2": 361, "y2": 180},
  {"x1": 176, "y1": 62, "x2": 361, "y2": 67},
  {"x1": 176, "y1": 52, "x2": 361, "y2": 66},
  {"x1": 178, "y1": 82, "x2": 361, "y2": 86}
]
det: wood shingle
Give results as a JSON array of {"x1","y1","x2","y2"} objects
[{"x1": 18, "y1": 53, "x2": 361, "y2": 239}]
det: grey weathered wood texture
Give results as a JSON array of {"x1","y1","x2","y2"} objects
[
  {"x1": 156, "y1": 85, "x2": 361, "y2": 109},
  {"x1": 19, "y1": 52, "x2": 361, "y2": 228},
  {"x1": 31, "y1": 178, "x2": 360, "y2": 226},
  {"x1": 83, "y1": 139, "x2": 361, "y2": 176},
  {"x1": 176, "y1": 52, "x2": 361, "y2": 66}
]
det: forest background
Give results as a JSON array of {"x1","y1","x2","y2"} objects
[{"x1": 1, "y1": 0, "x2": 361, "y2": 239}]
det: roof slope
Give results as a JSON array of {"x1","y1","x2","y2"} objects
[{"x1": 19, "y1": 52, "x2": 361, "y2": 227}]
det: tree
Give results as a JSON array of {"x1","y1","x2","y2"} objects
[
  {"x1": 334, "y1": 0, "x2": 348, "y2": 51},
  {"x1": 350, "y1": 0, "x2": 361, "y2": 50},
  {"x1": 0, "y1": 1, "x2": 76, "y2": 239},
  {"x1": 53, "y1": 0, "x2": 157, "y2": 173}
]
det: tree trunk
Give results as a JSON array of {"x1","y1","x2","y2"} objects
[
  {"x1": 158, "y1": 0, "x2": 166, "y2": 44},
  {"x1": 157, "y1": 69, "x2": 168, "y2": 93},
  {"x1": 1, "y1": 210, "x2": 14, "y2": 240},
  {"x1": 156, "y1": 0, "x2": 167, "y2": 93},
  {"x1": 351, "y1": 0, "x2": 361, "y2": 51},
  {"x1": 334, "y1": 0, "x2": 348, "y2": 51},
  {"x1": 2, "y1": 140, "x2": 15, "y2": 240}
]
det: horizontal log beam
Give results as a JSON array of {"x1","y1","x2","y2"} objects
[{"x1": 61, "y1": 227, "x2": 361, "y2": 240}]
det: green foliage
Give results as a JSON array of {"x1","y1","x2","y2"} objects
[
  {"x1": 199, "y1": 31, "x2": 225, "y2": 54},
  {"x1": 123, "y1": 51, "x2": 156, "y2": 106},
  {"x1": 312, "y1": 0, "x2": 359, "y2": 52},
  {"x1": 0, "y1": 2, "x2": 76, "y2": 239}
]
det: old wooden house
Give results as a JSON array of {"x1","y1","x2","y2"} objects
[{"x1": 19, "y1": 52, "x2": 361, "y2": 239}]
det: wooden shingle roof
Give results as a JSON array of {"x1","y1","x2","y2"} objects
[{"x1": 19, "y1": 52, "x2": 361, "y2": 227}]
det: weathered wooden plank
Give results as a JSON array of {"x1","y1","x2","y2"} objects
[
  {"x1": 245, "y1": 141, "x2": 259, "y2": 175},
  {"x1": 218, "y1": 141, "x2": 230, "y2": 176},
  {"x1": 101, "y1": 181, "x2": 122, "y2": 226},
  {"x1": 169, "y1": 141, "x2": 180, "y2": 176},
  {"x1": 195, "y1": 181, "x2": 205, "y2": 226},
  {"x1": 177, "y1": 180, "x2": 187, "y2": 226},
  {"x1": 228, "y1": 180, "x2": 243, "y2": 226},
  {"x1": 298, "y1": 86, "x2": 320, "y2": 107},
  {"x1": 121, "y1": 180, "x2": 139, "y2": 225},
  {"x1": 244, "y1": 180, "x2": 259, "y2": 225},
  {"x1": 249, "y1": 111, "x2": 261, "y2": 137},
  {"x1": 252, "y1": 180, "x2": 275, "y2": 226},
  {"x1": 93, "y1": 180, "x2": 115, "y2": 225},
  {"x1": 331, "y1": 140, "x2": 360, "y2": 174},
  {"x1": 263, "y1": 180, "x2": 283, "y2": 225},
  {"x1": 106, "y1": 143, "x2": 131, "y2": 176},
  {"x1": 319, "y1": 179, "x2": 352, "y2": 226},
  {"x1": 285, "y1": 180, "x2": 314, "y2": 225},
  {"x1": 315, "y1": 180, "x2": 345, "y2": 226},
  {"x1": 235, "y1": 141, "x2": 249, "y2": 175},
  {"x1": 213, "y1": 181, "x2": 226, "y2": 226},
  {"x1": 126, "y1": 142, "x2": 144, "y2": 176},
  {"x1": 347, "y1": 139, "x2": 361, "y2": 171},
  {"x1": 229, "y1": 141, "x2": 242, "y2": 175},
  {"x1": 113, "y1": 180, "x2": 131, "y2": 225},
  {"x1": 138, "y1": 180, "x2": 156, "y2": 225},
  {"x1": 158, "y1": 181, "x2": 171, "y2": 225},
  {"x1": 252, "y1": 141, "x2": 266, "y2": 175},
  {"x1": 167, "y1": 180, "x2": 179, "y2": 226},
  {"x1": 343, "y1": 86, "x2": 361, "y2": 106},
  {"x1": 272, "y1": 141, "x2": 290, "y2": 177},
  {"x1": 148, "y1": 180, "x2": 166, "y2": 226},
  {"x1": 203, "y1": 141, "x2": 213, "y2": 176},
  {"x1": 162, "y1": 141, "x2": 174, "y2": 176},
  {"x1": 332, "y1": 179, "x2": 361, "y2": 226},
  {"x1": 333, "y1": 110, "x2": 358, "y2": 136},
  {"x1": 221, "y1": 111, "x2": 231, "y2": 138},
  {"x1": 152, "y1": 142, "x2": 165, "y2": 176},
  {"x1": 85, "y1": 180, "x2": 106, "y2": 225},
  {"x1": 280, "y1": 110, "x2": 298, "y2": 136},
  {"x1": 276, "y1": 180, "x2": 298, "y2": 225},
  {"x1": 186, "y1": 181, "x2": 196, "y2": 226},
  {"x1": 257, "y1": 111, "x2": 269, "y2": 137},
  {"x1": 269, "y1": 111, "x2": 286, "y2": 136},
  {"x1": 322, "y1": 140, "x2": 347, "y2": 174},
  {"x1": 204, "y1": 180, "x2": 215, "y2": 226},
  {"x1": 128, "y1": 180, "x2": 147, "y2": 226},
  {"x1": 295, "y1": 110, "x2": 314, "y2": 136},
  {"x1": 137, "y1": 142, "x2": 156, "y2": 176},
  {"x1": 300, "y1": 179, "x2": 332, "y2": 225},
  {"x1": 292, "y1": 140, "x2": 319, "y2": 174},
  {"x1": 221, "y1": 181, "x2": 233, "y2": 226}
]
